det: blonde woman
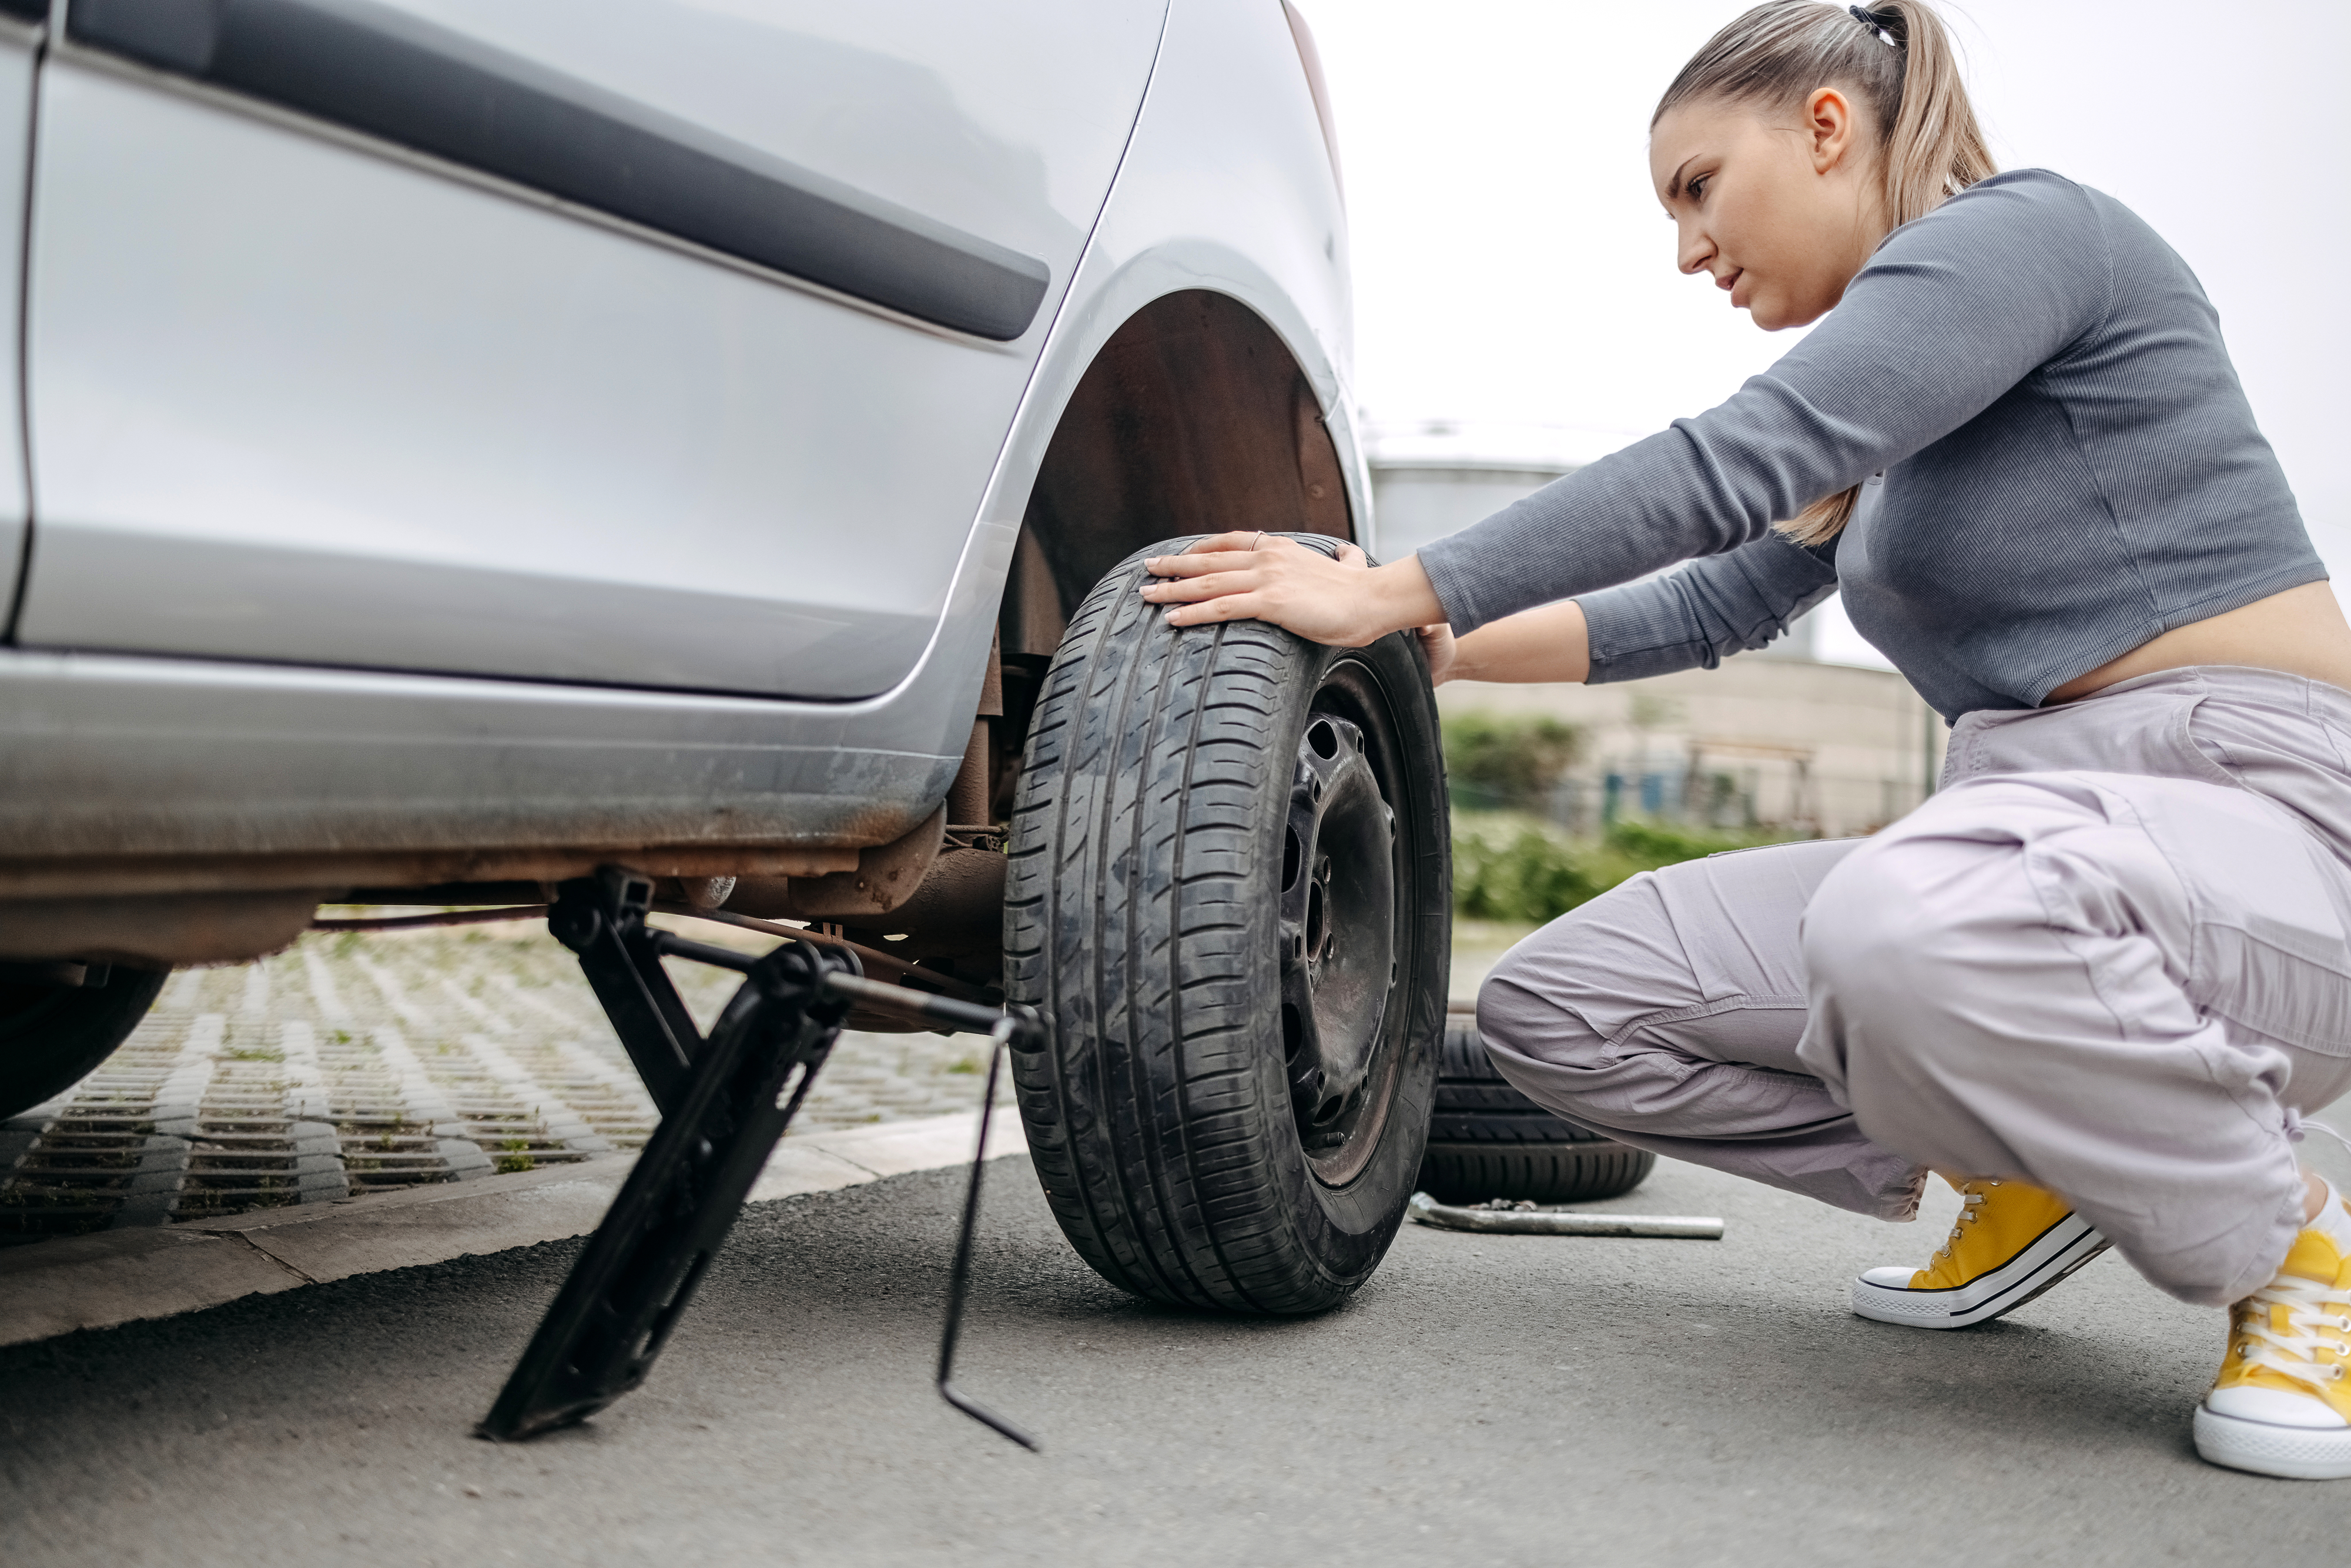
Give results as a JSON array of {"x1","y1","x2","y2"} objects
[{"x1": 1143, "y1": 0, "x2": 2351, "y2": 1479}]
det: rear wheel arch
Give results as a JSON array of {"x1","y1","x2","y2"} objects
[
  {"x1": 986, "y1": 289, "x2": 1356, "y2": 819},
  {"x1": 999, "y1": 288, "x2": 1355, "y2": 669}
]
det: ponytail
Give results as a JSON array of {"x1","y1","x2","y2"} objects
[{"x1": 1654, "y1": 2, "x2": 1994, "y2": 545}]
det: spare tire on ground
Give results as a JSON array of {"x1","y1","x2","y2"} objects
[
  {"x1": 1006, "y1": 535, "x2": 1450, "y2": 1315},
  {"x1": 1418, "y1": 1011, "x2": 1655, "y2": 1204}
]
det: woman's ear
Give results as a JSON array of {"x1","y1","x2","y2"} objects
[{"x1": 1804, "y1": 86, "x2": 1860, "y2": 174}]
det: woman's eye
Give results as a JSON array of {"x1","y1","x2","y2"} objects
[{"x1": 1687, "y1": 175, "x2": 1709, "y2": 201}]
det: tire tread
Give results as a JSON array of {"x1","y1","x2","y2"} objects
[{"x1": 1008, "y1": 538, "x2": 1446, "y2": 1312}]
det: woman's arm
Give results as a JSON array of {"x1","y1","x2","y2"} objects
[
  {"x1": 1435, "y1": 601, "x2": 1591, "y2": 685},
  {"x1": 1143, "y1": 530, "x2": 1834, "y2": 686},
  {"x1": 1415, "y1": 174, "x2": 2109, "y2": 636},
  {"x1": 1147, "y1": 172, "x2": 2106, "y2": 644},
  {"x1": 1136, "y1": 537, "x2": 1592, "y2": 684},
  {"x1": 1134, "y1": 538, "x2": 1589, "y2": 684}
]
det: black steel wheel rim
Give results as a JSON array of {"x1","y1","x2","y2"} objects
[{"x1": 1278, "y1": 656, "x2": 1410, "y2": 1187}]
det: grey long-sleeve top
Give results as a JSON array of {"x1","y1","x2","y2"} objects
[{"x1": 1412, "y1": 169, "x2": 2322, "y2": 722}]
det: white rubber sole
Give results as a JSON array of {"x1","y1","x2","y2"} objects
[
  {"x1": 2195, "y1": 1405, "x2": 2351, "y2": 1480},
  {"x1": 1850, "y1": 1212, "x2": 2109, "y2": 1329}
]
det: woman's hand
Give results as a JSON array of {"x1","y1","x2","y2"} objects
[
  {"x1": 1139, "y1": 532, "x2": 1445, "y2": 648},
  {"x1": 1417, "y1": 623, "x2": 1460, "y2": 685}
]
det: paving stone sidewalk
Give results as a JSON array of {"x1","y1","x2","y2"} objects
[{"x1": 0, "y1": 917, "x2": 1003, "y2": 1245}]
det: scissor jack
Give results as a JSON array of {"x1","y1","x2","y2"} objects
[{"x1": 475, "y1": 866, "x2": 1039, "y2": 1449}]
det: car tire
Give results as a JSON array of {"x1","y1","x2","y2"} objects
[
  {"x1": 1417, "y1": 1014, "x2": 1656, "y2": 1204},
  {"x1": 0, "y1": 966, "x2": 170, "y2": 1120},
  {"x1": 1006, "y1": 534, "x2": 1449, "y2": 1313}
]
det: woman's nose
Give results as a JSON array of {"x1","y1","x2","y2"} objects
[{"x1": 1676, "y1": 223, "x2": 1713, "y2": 276}]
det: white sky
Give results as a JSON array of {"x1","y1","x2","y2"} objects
[{"x1": 1307, "y1": 0, "x2": 2351, "y2": 669}]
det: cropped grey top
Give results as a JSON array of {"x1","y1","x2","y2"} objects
[{"x1": 1411, "y1": 170, "x2": 2322, "y2": 721}]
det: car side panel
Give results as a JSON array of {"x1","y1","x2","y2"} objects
[
  {"x1": 0, "y1": 0, "x2": 1355, "y2": 874},
  {"x1": 14, "y1": 3, "x2": 1164, "y2": 699}
]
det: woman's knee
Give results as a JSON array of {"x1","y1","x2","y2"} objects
[{"x1": 1473, "y1": 915, "x2": 1613, "y2": 1075}]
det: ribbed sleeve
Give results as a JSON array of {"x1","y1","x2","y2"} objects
[{"x1": 1578, "y1": 532, "x2": 1840, "y2": 684}]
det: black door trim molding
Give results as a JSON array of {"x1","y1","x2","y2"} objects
[{"x1": 66, "y1": 0, "x2": 1051, "y2": 341}]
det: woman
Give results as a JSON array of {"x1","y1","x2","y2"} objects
[{"x1": 1141, "y1": 0, "x2": 2351, "y2": 1480}]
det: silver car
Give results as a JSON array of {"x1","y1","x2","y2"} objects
[{"x1": 0, "y1": 0, "x2": 1449, "y2": 1312}]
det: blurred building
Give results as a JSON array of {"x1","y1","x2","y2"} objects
[{"x1": 1369, "y1": 428, "x2": 1934, "y2": 837}]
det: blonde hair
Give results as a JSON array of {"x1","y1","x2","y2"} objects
[{"x1": 1655, "y1": 1, "x2": 1996, "y2": 545}]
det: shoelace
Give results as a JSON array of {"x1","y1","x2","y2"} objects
[
  {"x1": 2230, "y1": 1117, "x2": 2351, "y2": 1396},
  {"x1": 2233, "y1": 1273, "x2": 2351, "y2": 1395},
  {"x1": 1932, "y1": 1178, "x2": 1999, "y2": 1262}
]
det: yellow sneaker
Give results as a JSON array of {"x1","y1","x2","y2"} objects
[
  {"x1": 1851, "y1": 1176, "x2": 2110, "y2": 1329},
  {"x1": 2195, "y1": 1179, "x2": 2351, "y2": 1480}
]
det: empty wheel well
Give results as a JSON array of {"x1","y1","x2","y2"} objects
[{"x1": 991, "y1": 289, "x2": 1357, "y2": 810}]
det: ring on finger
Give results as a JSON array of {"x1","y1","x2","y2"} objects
[{"x1": 1251, "y1": 531, "x2": 1265, "y2": 551}]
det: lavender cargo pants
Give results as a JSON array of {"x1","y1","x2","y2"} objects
[{"x1": 1476, "y1": 667, "x2": 2351, "y2": 1306}]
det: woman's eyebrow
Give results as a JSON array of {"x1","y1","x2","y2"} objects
[{"x1": 1662, "y1": 155, "x2": 1699, "y2": 203}]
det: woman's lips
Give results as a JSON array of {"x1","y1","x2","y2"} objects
[{"x1": 1721, "y1": 269, "x2": 1749, "y2": 308}]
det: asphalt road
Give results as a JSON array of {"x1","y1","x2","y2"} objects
[{"x1": 5, "y1": 1148, "x2": 2349, "y2": 1567}]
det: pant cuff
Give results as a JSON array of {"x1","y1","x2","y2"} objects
[{"x1": 1871, "y1": 1162, "x2": 1930, "y2": 1223}]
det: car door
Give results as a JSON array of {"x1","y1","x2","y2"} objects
[{"x1": 11, "y1": 0, "x2": 1164, "y2": 699}]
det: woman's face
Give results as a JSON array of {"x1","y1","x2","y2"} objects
[{"x1": 1649, "y1": 87, "x2": 1888, "y2": 332}]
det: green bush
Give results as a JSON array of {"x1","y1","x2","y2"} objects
[
  {"x1": 1443, "y1": 711, "x2": 1586, "y2": 812},
  {"x1": 1453, "y1": 815, "x2": 1797, "y2": 924},
  {"x1": 1601, "y1": 816, "x2": 1767, "y2": 866},
  {"x1": 1454, "y1": 826, "x2": 1603, "y2": 923}
]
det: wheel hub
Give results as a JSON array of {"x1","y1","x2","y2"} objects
[{"x1": 1278, "y1": 713, "x2": 1396, "y2": 1165}]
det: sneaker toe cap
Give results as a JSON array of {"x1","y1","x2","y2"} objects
[
  {"x1": 1858, "y1": 1266, "x2": 1918, "y2": 1289},
  {"x1": 2205, "y1": 1385, "x2": 2349, "y2": 1429}
]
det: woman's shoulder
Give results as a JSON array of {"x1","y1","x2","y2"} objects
[
  {"x1": 1869, "y1": 168, "x2": 2133, "y2": 292},
  {"x1": 1897, "y1": 168, "x2": 2105, "y2": 244},
  {"x1": 1837, "y1": 169, "x2": 2127, "y2": 336},
  {"x1": 1912, "y1": 170, "x2": 2186, "y2": 279}
]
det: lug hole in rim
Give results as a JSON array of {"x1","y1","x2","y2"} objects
[
  {"x1": 1307, "y1": 719, "x2": 1339, "y2": 759},
  {"x1": 1282, "y1": 826, "x2": 1302, "y2": 891}
]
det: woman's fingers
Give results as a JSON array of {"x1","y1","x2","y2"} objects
[
  {"x1": 1161, "y1": 592, "x2": 1267, "y2": 628},
  {"x1": 1138, "y1": 559, "x2": 1260, "y2": 605},
  {"x1": 1144, "y1": 548, "x2": 1259, "y2": 579},
  {"x1": 1416, "y1": 623, "x2": 1458, "y2": 685},
  {"x1": 1181, "y1": 530, "x2": 1268, "y2": 555},
  {"x1": 1133, "y1": 533, "x2": 1402, "y2": 645},
  {"x1": 1143, "y1": 569, "x2": 1256, "y2": 602}
]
